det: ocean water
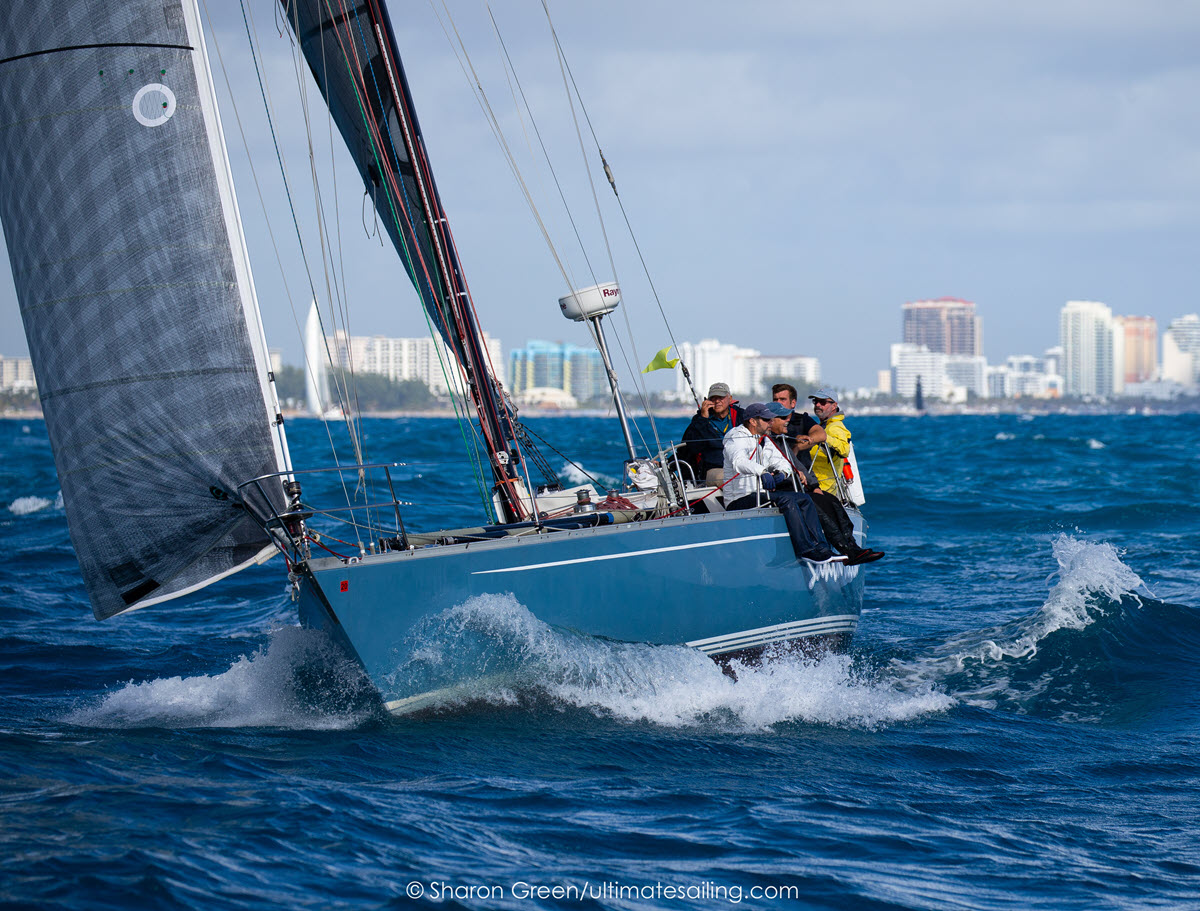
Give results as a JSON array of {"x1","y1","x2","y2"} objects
[{"x1": 1, "y1": 413, "x2": 1198, "y2": 910}]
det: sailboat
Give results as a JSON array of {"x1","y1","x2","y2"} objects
[{"x1": 0, "y1": 0, "x2": 869, "y2": 713}]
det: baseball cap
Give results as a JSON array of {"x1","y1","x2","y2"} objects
[
  {"x1": 765, "y1": 401, "x2": 793, "y2": 418},
  {"x1": 742, "y1": 402, "x2": 775, "y2": 422},
  {"x1": 808, "y1": 387, "x2": 839, "y2": 403},
  {"x1": 707, "y1": 382, "x2": 731, "y2": 398}
]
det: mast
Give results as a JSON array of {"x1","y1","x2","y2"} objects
[
  {"x1": 282, "y1": 0, "x2": 528, "y2": 522},
  {"x1": 559, "y1": 283, "x2": 637, "y2": 462}
]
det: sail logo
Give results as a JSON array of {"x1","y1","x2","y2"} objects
[{"x1": 132, "y1": 84, "x2": 177, "y2": 128}]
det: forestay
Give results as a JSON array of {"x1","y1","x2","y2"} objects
[
  {"x1": 280, "y1": 0, "x2": 531, "y2": 522},
  {"x1": 0, "y1": 0, "x2": 289, "y2": 619},
  {"x1": 281, "y1": 0, "x2": 476, "y2": 372}
]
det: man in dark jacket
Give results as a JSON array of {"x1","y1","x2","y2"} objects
[{"x1": 680, "y1": 382, "x2": 741, "y2": 485}]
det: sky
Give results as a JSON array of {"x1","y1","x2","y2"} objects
[{"x1": 1, "y1": 0, "x2": 1198, "y2": 391}]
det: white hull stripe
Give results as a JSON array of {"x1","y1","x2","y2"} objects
[
  {"x1": 470, "y1": 532, "x2": 789, "y2": 575},
  {"x1": 686, "y1": 614, "x2": 859, "y2": 656}
]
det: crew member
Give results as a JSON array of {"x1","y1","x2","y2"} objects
[
  {"x1": 771, "y1": 383, "x2": 822, "y2": 469},
  {"x1": 808, "y1": 387, "x2": 851, "y2": 495},
  {"x1": 681, "y1": 382, "x2": 741, "y2": 485},
  {"x1": 722, "y1": 402, "x2": 837, "y2": 564},
  {"x1": 764, "y1": 400, "x2": 883, "y2": 565}
]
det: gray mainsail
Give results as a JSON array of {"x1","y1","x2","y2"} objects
[{"x1": 0, "y1": 0, "x2": 289, "y2": 619}]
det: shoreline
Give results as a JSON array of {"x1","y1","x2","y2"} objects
[{"x1": 6, "y1": 400, "x2": 1200, "y2": 421}]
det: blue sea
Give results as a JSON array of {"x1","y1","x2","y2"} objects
[{"x1": 2, "y1": 413, "x2": 1198, "y2": 910}]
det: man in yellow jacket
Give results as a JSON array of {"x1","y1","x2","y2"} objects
[{"x1": 808, "y1": 388, "x2": 850, "y2": 495}]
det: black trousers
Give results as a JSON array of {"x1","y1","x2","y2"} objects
[
  {"x1": 808, "y1": 488, "x2": 865, "y2": 555},
  {"x1": 726, "y1": 490, "x2": 829, "y2": 560}
]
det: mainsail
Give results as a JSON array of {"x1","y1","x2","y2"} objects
[
  {"x1": 280, "y1": 0, "x2": 529, "y2": 521},
  {"x1": 0, "y1": 0, "x2": 290, "y2": 619}
]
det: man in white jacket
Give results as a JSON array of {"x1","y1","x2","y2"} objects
[{"x1": 722, "y1": 403, "x2": 837, "y2": 563}]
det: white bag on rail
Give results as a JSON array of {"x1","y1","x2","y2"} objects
[{"x1": 843, "y1": 443, "x2": 866, "y2": 506}]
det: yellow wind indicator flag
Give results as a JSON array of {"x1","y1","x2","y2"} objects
[{"x1": 642, "y1": 346, "x2": 680, "y2": 373}]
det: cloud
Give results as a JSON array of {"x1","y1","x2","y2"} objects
[{"x1": 2, "y1": 0, "x2": 1199, "y2": 387}]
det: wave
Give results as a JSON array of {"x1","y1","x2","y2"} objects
[
  {"x1": 7, "y1": 492, "x2": 61, "y2": 515},
  {"x1": 386, "y1": 594, "x2": 952, "y2": 730},
  {"x1": 63, "y1": 628, "x2": 379, "y2": 730},
  {"x1": 558, "y1": 460, "x2": 619, "y2": 489},
  {"x1": 57, "y1": 535, "x2": 1192, "y2": 732},
  {"x1": 889, "y1": 534, "x2": 1200, "y2": 723}
]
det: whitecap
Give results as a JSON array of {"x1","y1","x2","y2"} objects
[
  {"x1": 63, "y1": 627, "x2": 378, "y2": 730},
  {"x1": 558, "y1": 461, "x2": 617, "y2": 488},
  {"x1": 1087, "y1": 438, "x2": 1106, "y2": 449},
  {"x1": 889, "y1": 534, "x2": 1144, "y2": 707},
  {"x1": 388, "y1": 594, "x2": 952, "y2": 731},
  {"x1": 994, "y1": 432, "x2": 1015, "y2": 441},
  {"x1": 8, "y1": 495, "x2": 52, "y2": 515}
]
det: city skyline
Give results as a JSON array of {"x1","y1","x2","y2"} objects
[{"x1": 1, "y1": 2, "x2": 1198, "y2": 390}]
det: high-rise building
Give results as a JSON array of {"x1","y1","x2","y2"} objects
[
  {"x1": 944, "y1": 355, "x2": 988, "y2": 398},
  {"x1": 902, "y1": 299, "x2": 983, "y2": 356},
  {"x1": 509, "y1": 340, "x2": 607, "y2": 403},
  {"x1": 1115, "y1": 316, "x2": 1157, "y2": 384},
  {"x1": 742, "y1": 354, "x2": 820, "y2": 397},
  {"x1": 1162, "y1": 314, "x2": 1200, "y2": 387},
  {"x1": 1059, "y1": 300, "x2": 1115, "y2": 397},
  {"x1": 673, "y1": 339, "x2": 819, "y2": 399},
  {"x1": 986, "y1": 365, "x2": 1013, "y2": 399},
  {"x1": 0, "y1": 356, "x2": 36, "y2": 393},
  {"x1": 890, "y1": 343, "x2": 946, "y2": 399},
  {"x1": 317, "y1": 318, "x2": 502, "y2": 402},
  {"x1": 674, "y1": 339, "x2": 757, "y2": 400},
  {"x1": 1042, "y1": 346, "x2": 1063, "y2": 380},
  {"x1": 564, "y1": 345, "x2": 608, "y2": 403},
  {"x1": 979, "y1": 355, "x2": 1061, "y2": 400}
]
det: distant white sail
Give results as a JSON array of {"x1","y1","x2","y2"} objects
[
  {"x1": 303, "y1": 300, "x2": 330, "y2": 417},
  {"x1": 0, "y1": 0, "x2": 290, "y2": 618}
]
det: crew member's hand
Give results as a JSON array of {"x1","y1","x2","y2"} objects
[{"x1": 760, "y1": 471, "x2": 777, "y2": 491}]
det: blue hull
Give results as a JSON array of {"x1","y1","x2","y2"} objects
[{"x1": 295, "y1": 509, "x2": 864, "y2": 710}]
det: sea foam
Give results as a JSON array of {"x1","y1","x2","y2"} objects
[
  {"x1": 558, "y1": 461, "x2": 618, "y2": 489},
  {"x1": 8, "y1": 495, "x2": 53, "y2": 515},
  {"x1": 63, "y1": 627, "x2": 377, "y2": 730},
  {"x1": 892, "y1": 534, "x2": 1145, "y2": 711},
  {"x1": 390, "y1": 594, "x2": 951, "y2": 730}
]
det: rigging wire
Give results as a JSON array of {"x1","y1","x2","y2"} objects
[
  {"x1": 275, "y1": 0, "x2": 388, "y2": 527},
  {"x1": 318, "y1": 0, "x2": 495, "y2": 516},
  {"x1": 271, "y1": 1, "x2": 372, "y2": 494},
  {"x1": 483, "y1": 4, "x2": 595, "y2": 293},
  {"x1": 540, "y1": 2, "x2": 666, "y2": 464},
  {"x1": 438, "y1": 3, "x2": 654, "y2": 467},
  {"x1": 202, "y1": 0, "x2": 362, "y2": 538},
  {"x1": 344, "y1": 0, "x2": 535, "y2": 519},
  {"x1": 428, "y1": 2, "x2": 582, "y2": 316},
  {"x1": 238, "y1": 0, "x2": 365, "y2": 478},
  {"x1": 539, "y1": 2, "x2": 700, "y2": 410},
  {"x1": 516, "y1": 422, "x2": 606, "y2": 490}
]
